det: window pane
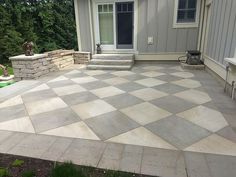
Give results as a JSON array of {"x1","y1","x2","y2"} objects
[
  {"x1": 187, "y1": 10, "x2": 196, "y2": 21},
  {"x1": 128, "y1": 3, "x2": 133, "y2": 11},
  {"x1": 177, "y1": 10, "x2": 186, "y2": 22},
  {"x1": 109, "y1": 4, "x2": 113, "y2": 12},
  {"x1": 178, "y1": 0, "x2": 187, "y2": 9},
  {"x1": 188, "y1": 0, "x2": 196, "y2": 8},
  {"x1": 122, "y1": 4, "x2": 127, "y2": 12},
  {"x1": 117, "y1": 4, "x2": 121, "y2": 12},
  {"x1": 98, "y1": 5, "x2": 102, "y2": 12},
  {"x1": 99, "y1": 8, "x2": 114, "y2": 45},
  {"x1": 103, "y1": 4, "x2": 108, "y2": 12}
]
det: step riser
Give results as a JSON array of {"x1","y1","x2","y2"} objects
[
  {"x1": 89, "y1": 60, "x2": 133, "y2": 66},
  {"x1": 87, "y1": 65, "x2": 132, "y2": 70},
  {"x1": 92, "y1": 55, "x2": 134, "y2": 60}
]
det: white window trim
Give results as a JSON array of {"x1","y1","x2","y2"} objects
[{"x1": 173, "y1": 0, "x2": 201, "y2": 28}]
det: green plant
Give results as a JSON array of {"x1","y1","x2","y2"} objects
[
  {"x1": 12, "y1": 159, "x2": 24, "y2": 167},
  {"x1": 104, "y1": 170, "x2": 133, "y2": 177},
  {"x1": 50, "y1": 162, "x2": 85, "y2": 177},
  {"x1": 21, "y1": 170, "x2": 36, "y2": 177},
  {"x1": 0, "y1": 167, "x2": 9, "y2": 177}
]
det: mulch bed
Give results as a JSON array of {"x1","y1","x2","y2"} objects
[{"x1": 0, "y1": 153, "x2": 153, "y2": 177}]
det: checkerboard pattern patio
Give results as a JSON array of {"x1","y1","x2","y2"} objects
[{"x1": 0, "y1": 63, "x2": 236, "y2": 156}]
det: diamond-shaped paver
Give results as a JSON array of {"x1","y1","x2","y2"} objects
[
  {"x1": 145, "y1": 116, "x2": 211, "y2": 149},
  {"x1": 41, "y1": 122, "x2": 100, "y2": 140},
  {"x1": 130, "y1": 88, "x2": 168, "y2": 101},
  {"x1": 47, "y1": 76, "x2": 68, "y2": 83},
  {"x1": 71, "y1": 76, "x2": 98, "y2": 84},
  {"x1": 0, "y1": 117, "x2": 35, "y2": 133},
  {"x1": 107, "y1": 127, "x2": 176, "y2": 150},
  {"x1": 0, "y1": 104, "x2": 27, "y2": 123},
  {"x1": 30, "y1": 107, "x2": 80, "y2": 133},
  {"x1": 61, "y1": 92, "x2": 98, "y2": 106},
  {"x1": 25, "y1": 97, "x2": 68, "y2": 116},
  {"x1": 80, "y1": 81, "x2": 109, "y2": 90},
  {"x1": 174, "y1": 89, "x2": 211, "y2": 104},
  {"x1": 90, "y1": 86, "x2": 125, "y2": 98},
  {"x1": 22, "y1": 89, "x2": 57, "y2": 103},
  {"x1": 142, "y1": 66, "x2": 164, "y2": 70},
  {"x1": 85, "y1": 111, "x2": 139, "y2": 140},
  {"x1": 103, "y1": 77, "x2": 129, "y2": 85},
  {"x1": 71, "y1": 99, "x2": 116, "y2": 120},
  {"x1": 84, "y1": 70, "x2": 107, "y2": 76},
  {"x1": 172, "y1": 79, "x2": 201, "y2": 89},
  {"x1": 177, "y1": 105, "x2": 228, "y2": 132},
  {"x1": 171, "y1": 72, "x2": 194, "y2": 78},
  {"x1": 184, "y1": 134, "x2": 236, "y2": 156},
  {"x1": 115, "y1": 82, "x2": 145, "y2": 92},
  {"x1": 150, "y1": 95, "x2": 196, "y2": 114},
  {"x1": 153, "y1": 83, "x2": 187, "y2": 94},
  {"x1": 135, "y1": 78, "x2": 166, "y2": 87},
  {"x1": 52, "y1": 85, "x2": 86, "y2": 96},
  {"x1": 104, "y1": 93, "x2": 143, "y2": 109},
  {"x1": 112, "y1": 71, "x2": 134, "y2": 77},
  {"x1": 0, "y1": 95, "x2": 23, "y2": 109},
  {"x1": 121, "y1": 102, "x2": 172, "y2": 125},
  {"x1": 140, "y1": 71, "x2": 166, "y2": 77}
]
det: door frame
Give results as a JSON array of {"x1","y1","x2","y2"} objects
[{"x1": 92, "y1": 0, "x2": 137, "y2": 52}]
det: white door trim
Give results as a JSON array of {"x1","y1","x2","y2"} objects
[{"x1": 92, "y1": 0, "x2": 137, "y2": 52}]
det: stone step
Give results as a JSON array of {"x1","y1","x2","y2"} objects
[
  {"x1": 92, "y1": 54, "x2": 134, "y2": 60},
  {"x1": 89, "y1": 59, "x2": 133, "y2": 65},
  {"x1": 87, "y1": 64, "x2": 132, "y2": 70}
]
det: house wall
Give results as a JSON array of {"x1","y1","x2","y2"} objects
[
  {"x1": 205, "y1": 0, "x2": 236, "y2": 64},
  {"x1": 137, "y1": 0, "x2": 199, "y2": 54},
  {"x1": 203, "y1": 0, "x2": 236, "y2": 83},
  {"x1": 75, "y1": 0, "x2": 200, "y2": 56}
]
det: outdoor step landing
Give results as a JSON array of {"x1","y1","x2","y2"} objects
[
  {"x1": 89, "y1": 59, "x2": 133, "y2": 65},
  {"x1": 92, "y1": 54, "x2": 134, "y2": 60}
]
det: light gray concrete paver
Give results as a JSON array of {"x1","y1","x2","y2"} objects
[
  {"x1": 30, "y1": 107, "x2": 80, "y2": 133},
  {"x1": 59, "y1": 139, "x2": 106, "y2": 167},
  {"x1": 0, "y1": 132, "x2": 29, "y2": 153},
  {"x1": 98, "y1": 143, "x2": 124, "y2": 170},
  {"x1": 41, "y1": 137, "x2": 73, "y2": 161},
  {"x1": 141, "y1": 147, "x2": 187, "y2": 177},
  {"x1": 0, "y1": 130, "x2": 13, "y2": 143},
  {"x1": 8, "y1": 134, "x2": 57, "y2": 158},
  {"x1": 119, "y1": 145, "x2": 143, "y2": 174},
  {"x1": 184, "y1": 152, "x2": 212, "y2": 177}
]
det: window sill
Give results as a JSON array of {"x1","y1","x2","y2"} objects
[{"x1": 173, "y1": 22, "x2": 199, "y2": 29}]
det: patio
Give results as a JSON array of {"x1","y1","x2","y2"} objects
[{"x1": 0, "y1": 62, "x2": 236, "y2": 176}]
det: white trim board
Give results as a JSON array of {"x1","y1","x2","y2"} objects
[
  {"x1": 204, "y1": 54, "x2": 236, "y2": 84},
  {"x1": 135, "y1": 53, "x2": 186, "y2": 61}
]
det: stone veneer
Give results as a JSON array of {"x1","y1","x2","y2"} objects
[{"x1": 10, "y1": 50, "x2": 91, "y2": 81}]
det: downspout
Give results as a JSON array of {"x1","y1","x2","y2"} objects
[{"x1": 74, "y1": 0, "x2": 82, "y2": 51}]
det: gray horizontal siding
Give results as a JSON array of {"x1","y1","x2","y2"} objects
[
  {"x1": 206, "y1": 0, "x2": 236, "y2": 65},
  {"x1": 77, "y1": 0, "x2": 92, "y2": 52},
  {"x1": 137, "y1": 0, "x2": 199, "y2": 53}
]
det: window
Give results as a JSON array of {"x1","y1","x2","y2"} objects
[
  {"x1": 173, "y1": 0, "x2": 200, "y2": 28},
  {"x1": 98, "y1": 4, "x2": 114, "y2": 45}
]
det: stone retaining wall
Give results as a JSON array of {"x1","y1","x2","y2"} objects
[
  {"x1": 74, "y1": 51, "x2": 91, "y2": 64},
  {"x1": 10, "y1": 50, "x2": 90, "y2": 81}
]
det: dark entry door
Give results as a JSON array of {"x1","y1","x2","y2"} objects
[{"x1": 116, "y1": 2, "x2": 134, "y2": 49}]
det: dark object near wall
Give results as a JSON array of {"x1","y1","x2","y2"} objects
[
  {"x1": 22, "y1": 41, "x2": 34, "y2": 56},
  {"x1": 186, "y1": 50, "x2": 201, "y2": 65},
  {"x1": 96, "y1": 44, "x2": 101, "y2": 54}
]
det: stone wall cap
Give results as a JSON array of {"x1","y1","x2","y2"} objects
[{"x1": 9, "y1": 54, "x2": 48, "y2": 61}]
